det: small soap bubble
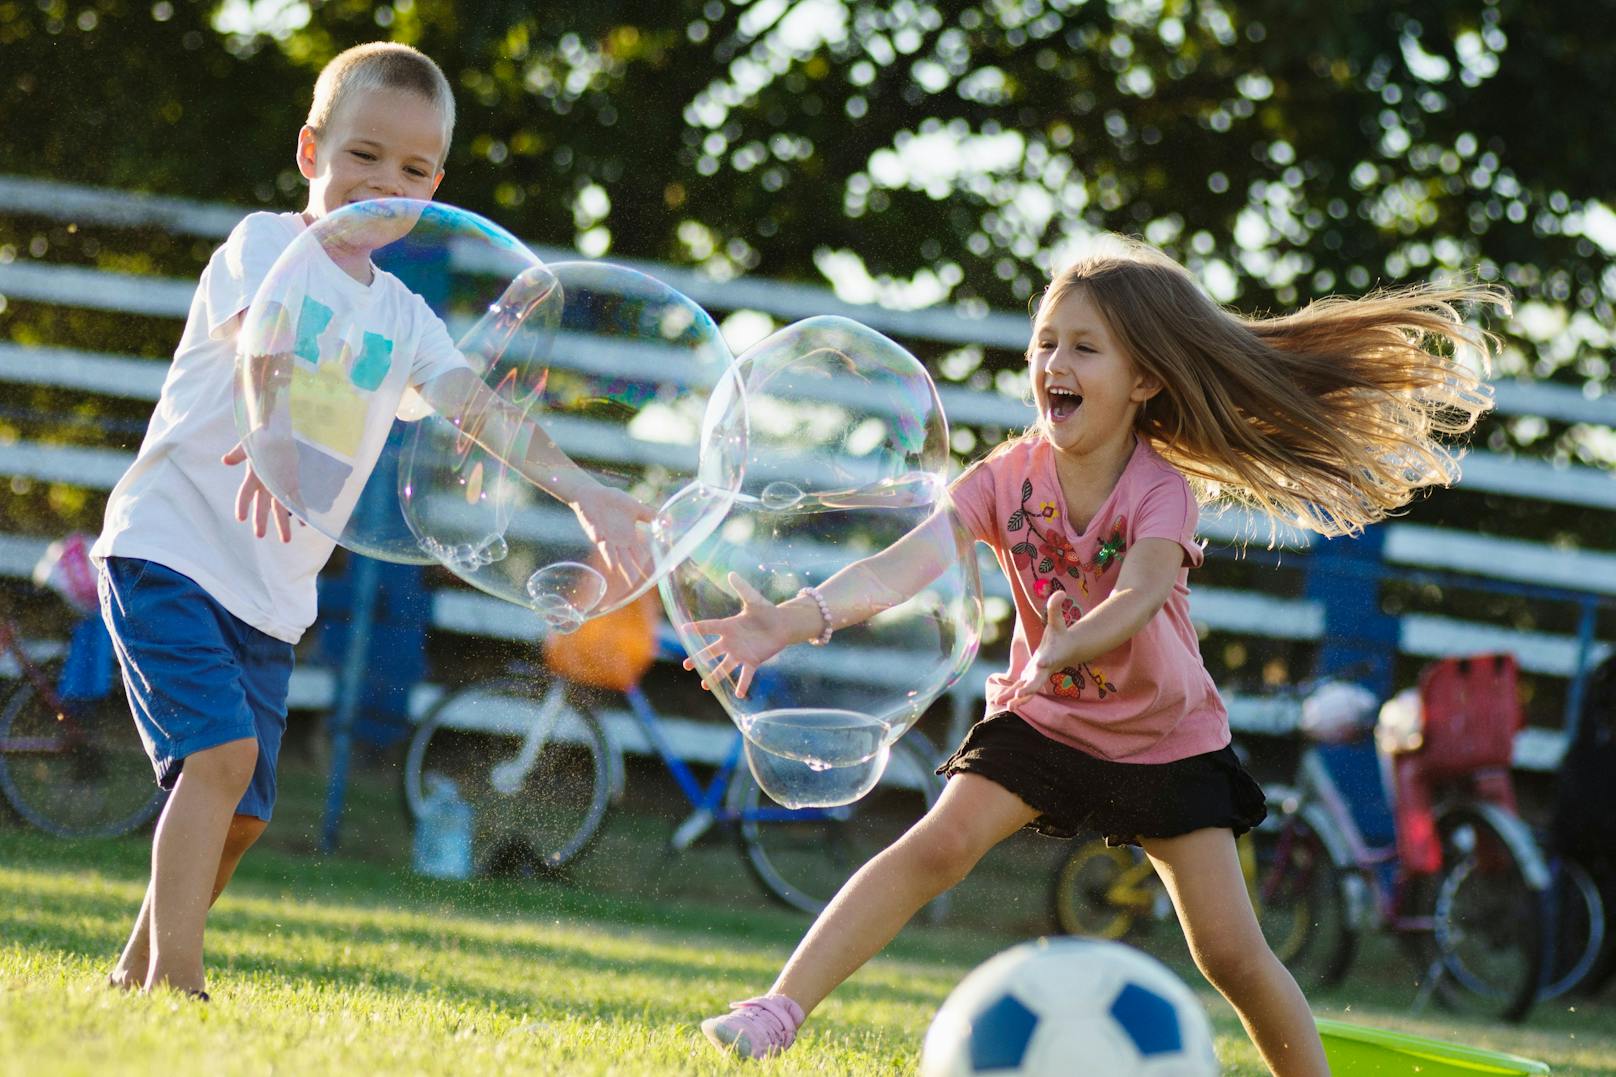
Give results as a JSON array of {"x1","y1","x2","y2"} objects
[
  {"x1": 525, "y1": 562, "x2": 608, "y2": 626},
  {"x1": 760, "y1": 481, "x2": 806, "y2": 511},
  {"x1": 476, "y1": 533, "x2": 509, "y2": 565}
]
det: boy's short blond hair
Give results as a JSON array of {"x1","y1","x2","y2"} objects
[{"x1": 306, "y1": 42, "x2": 455, "y2": 164}]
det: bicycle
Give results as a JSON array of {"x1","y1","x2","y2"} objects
[
  {"x1": 1252, "y1": 659, "x2": 1551, "y2": 1022},
  {"x1": 1048, "y1": 783, "x2": 1265, "y2": 941},
  {"x1": 0, "y1": 543, "x2": 164, "y2": 838},
  {"x1": 1542, "y1": 650, "x2": 1616, "y2": 1001},
  {"x1": 1045, "y1": 808, "x2": 1330, "y2": 991},
  {"x1": 1049, "y1": 818, "x2": 1354, "y2": 997},
  {"x1": 401, "y1": 631, "x2": 948, "y2": 919}
]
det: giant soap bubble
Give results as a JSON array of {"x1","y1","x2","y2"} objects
[
  {"x1": 235, "y1": 198, "x2": 560, "y2": 564},
  {"x1": 401, "y1": 259, "x2": 743, "y2": 631},
  {"x1": 657, "y1": 316, "x2": 983, "y2": 793}
]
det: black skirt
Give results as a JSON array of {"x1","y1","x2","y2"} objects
[{"x1": 937, "y1": 711, "x2": 1267, "y2": 846}]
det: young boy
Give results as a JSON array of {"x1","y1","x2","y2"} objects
[{"x1": 94, "y1": 41, "x2": 645, "y2": 998}]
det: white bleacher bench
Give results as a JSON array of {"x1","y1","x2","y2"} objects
[{"x1": 2, "y1": 175, "x2": 1613, "y2": 777}]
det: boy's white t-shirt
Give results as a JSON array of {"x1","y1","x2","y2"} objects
[{"x1": 93, "y1": 210, "x2": 465, "y2": 644}]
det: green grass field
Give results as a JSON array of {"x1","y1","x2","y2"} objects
[{"x1": 2, "y1": 752, "x2": 1613, "y2": 1075}]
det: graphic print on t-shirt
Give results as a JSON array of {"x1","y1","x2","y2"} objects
[
  {"x1": 1004, "y1": 476, "x2": 1126, "y2": 700},
  {"x1": 283, "y1": 294, "x2": 396, "y2": 511}
]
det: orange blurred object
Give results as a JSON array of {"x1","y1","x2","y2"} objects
[{"x1": 541, "y1": 591, "x2": 658, "y2": 693}]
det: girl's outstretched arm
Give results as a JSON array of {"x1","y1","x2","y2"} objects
[
  {"x1": 684, "y1": 509, "x2": 964, "y2": 699},
  {"x1": 1002, "y1": 537, "x2": 1183, "y2": 709}
]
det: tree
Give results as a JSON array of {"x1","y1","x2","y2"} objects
[{"x1": 3, "y1": 0, "x2": 1612, "y2": 471}]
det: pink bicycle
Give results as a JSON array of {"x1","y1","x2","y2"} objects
[{"x1": 0, "y1": 536, "x2": 163, "y2": 838}]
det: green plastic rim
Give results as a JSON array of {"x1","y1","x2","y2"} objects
[{"x1": 1316, "y1": 1018, "x2": 1551, "y2": 1075}]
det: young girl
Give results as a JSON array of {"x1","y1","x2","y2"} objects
[{"x1": 686, "y1": 236, "x2": 1504, "y2": 1075}]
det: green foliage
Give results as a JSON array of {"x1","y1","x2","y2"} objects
[
  {"x1": 4, "y1": 0, "x2": 1611, "y2": 440},
  {"x1": 4, "y1": 2, "x2": 1613, "y2": 382}
]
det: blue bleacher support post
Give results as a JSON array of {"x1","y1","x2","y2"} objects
[
  {"x1": 1304, "y1": 527, "x2": 1398, "y2": 699},
  {"x1": 1564, "y1": 598, "x2": 1600, "y2": 739},
  {"x1": 321, "y1": 543, "x2": 380, "y2": 853},
  {"x1": 315, "y1": 501, "x2": 430, "y2": 748}
]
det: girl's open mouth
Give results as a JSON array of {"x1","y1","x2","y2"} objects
[{"x1": 1047, "y1": 387, "x2": 1082, "y2": 422}]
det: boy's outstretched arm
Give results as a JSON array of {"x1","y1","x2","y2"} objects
[
  {"x1": 684, "y1": 508, "x2": 964, "y2": 698},
  {"x1": 415, "y1": 366, "x2": 654, "y2": 584}
]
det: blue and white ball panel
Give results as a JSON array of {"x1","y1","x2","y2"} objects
[{"x1": 920, "y1": 937, "x2": 1219, "y2": 1077}]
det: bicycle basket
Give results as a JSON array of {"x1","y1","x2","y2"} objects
[
  {"x1": 1412, "y1": 652, "x2": 1523, "y2": 778},
  {"x1": 541, "y1": 592, "x2": 657, "y2": 693}
]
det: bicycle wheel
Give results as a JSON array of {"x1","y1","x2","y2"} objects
[
  {"x1": 1576, "y1": 859, "x2": 1616, "y2": 995},
  {"x1": 1538, "y1": 856, "x2": 1606, "y2": 1001},
  {"x1": 1249, "y1": 813, "x2": 1357, "y2": 990},
  {"x1": 1417, "y1": 804, "x2": 1546, "y2": 1022},
  {"x1": 1050, "y1": 839, "x2": 1144, "y2": 939},
  {"x1": 0, "y1": 675, "x2": 164, "y2": 838},
  {"x1": 403, "y1": 676, "x2": 611, "y2": 873},
  {"x1": 730, "y1": 734, "x2": 947, "y2": 921}
]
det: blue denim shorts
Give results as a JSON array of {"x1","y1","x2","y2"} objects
[{"x1": 98, "y1": 556, "x2": 294, "y2": 821}]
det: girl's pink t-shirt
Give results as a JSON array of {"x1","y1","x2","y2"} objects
[{"x1": 949, "y1": 436, "x2": 1229, "y2": 763}]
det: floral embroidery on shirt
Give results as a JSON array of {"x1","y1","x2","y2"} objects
[
  {"x1": 1095, "y1": 516, "x2": 1127, "y2": 569},
  {"x1": 1004, "y1": 477, "x2": 1129, "y2": 702},
  {"x1": 1050, "y1": 664, "x2": 1118, "y2": 700}
]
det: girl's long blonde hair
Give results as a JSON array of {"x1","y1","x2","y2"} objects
[{"x1": 1031, "y1": 237, "x2": 1506, "y2": 537}]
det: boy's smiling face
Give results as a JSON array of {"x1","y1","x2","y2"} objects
[{"x1": 297, "y1": 85, "x2": 446, "y2": 223}]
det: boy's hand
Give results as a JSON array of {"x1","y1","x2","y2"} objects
[
  {"x1": 569, "y1": 482, "x2": 655, "y2": 591},
  {"x1": 1002, "y1": 589, "x2": 1082, "y2": 709},
  {"x1": 683, "y1": 573, "x2": 818, "y2": 700},
  {"x1": 222, "y1": 441, "x2": 296, "y2": 543}
]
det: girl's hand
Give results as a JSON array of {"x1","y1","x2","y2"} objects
[
  {"x1": 570, "y1": 482, "x2": 655, "y2": 589},
  {"x1": 222, "y1": 441, "x2": 296, "y2": 543},
  {"x1": 1002, "y1": 589, "x2": 1082, "y2": 709},
  {"x1": 682, "y1": 573, "x2": 812, "y2": 700}
]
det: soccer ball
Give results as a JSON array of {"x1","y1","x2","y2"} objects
[{"x1": 920, "y1": 937, "x2": 1219, "y2": 1076}]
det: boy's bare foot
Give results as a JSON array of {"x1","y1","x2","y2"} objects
[
  {"x1": 141, "y1": 981, "x2": 211, "y2": 1002},
  {"x1": 105, "y1": 970, "x2": 142, "y2": 992}
]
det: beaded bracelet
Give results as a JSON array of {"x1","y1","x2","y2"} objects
[{"x1": 797, "y1": 586, "x2": 833, "y2": 646}]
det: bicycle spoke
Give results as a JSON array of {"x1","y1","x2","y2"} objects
[
  {"x1": 404, "y1": 679, "x2": 610, "y2": 874},
  {"x1": 1051, "y1": 841, "x2": 1141, "y2": 940},
  {"x1": 1423, "y1": 809, "x2": 1545, "y2": 1022}
]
